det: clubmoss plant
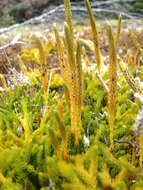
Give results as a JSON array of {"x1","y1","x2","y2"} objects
[
  {"x1": 133, "y1": 50, "x2": 138, "y2": 65},
  {"x1": 1, "y1": 0, "x2": 143, "y2": 189},
  {"x1": 127, "y1": 48, "x2": 133, "y2": 64},
  {"x1": 54, "y1": 111, "x2": 69, "y2": 159},
  {"x1": 115, "y1": 14, "x2": 122, "y2": 47},
  {"x1": 57, "y1": 99, "x2": 63, "y2": 117},
  {"x1": 53, "y1": 0, "x2": 83, "y2": 145},
  {"x1": 119, "y1": 58, "x2": 143, "y2": 97},
  {"x1": 18, "y1": 99, "x2": 31, "y2": 139},
  {"x1": 63, "y1": 82, "x2": 71, "y2": 112},
  {"x1": 35, "y1": 36, "x2": 49, "y2": 120},
  {"x1": 18, "y1": 56, "x2": 36, "y2": 83},
  {"x1": 82, "y1": 46, "x2": 89, "y2": 73},
  {"x1": 0, "y1": 74, "x2": 10, "y2": 93},
  {"x1": 53, "y1": 25, "x2": 69, "y2": 84},
  {"x1": 0, "y1": 173, "x2": 6, "y2": 184},
  {"x1": 64, "y1": 23, "x2": 82, "y2": 144},
  {"x1": 64, "y1": 0, "x2": 74, "y2": 44},
  {"x1": 106, "y1": 23, "x2": 117, "y2": 151},
  {"x1": 84, "y1": 0, "x2": 103, "y2": 73},
  {"x1": 48, "y1": 127, "x2": 62, "y2": 160},
  {"x1": 130, "y1": 31, "x2": 143, "y2": 57}
]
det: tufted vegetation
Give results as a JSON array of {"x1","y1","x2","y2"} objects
[{"x1": 0, "y1": 0, "x2": 143, "y2": 189}]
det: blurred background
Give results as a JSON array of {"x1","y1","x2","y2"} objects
[{"x1": 0, "y1": 0, "x2": 143, "y2": 28}]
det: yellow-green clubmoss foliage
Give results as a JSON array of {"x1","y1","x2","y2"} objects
[{"x1": 106, "y1": 23, "x2": 117, "y2": 151}]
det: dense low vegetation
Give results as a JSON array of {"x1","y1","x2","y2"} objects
[{"x1": 0, "y1": 0, "x2": 143, "y2": 189}]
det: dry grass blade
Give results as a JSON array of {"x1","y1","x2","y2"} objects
[
  {"x1": 95, "y1": 72, "x2": 109, "y2": 92},
  {"x1": 0, "y1": 34, "x2": 22, "y2": 50}
]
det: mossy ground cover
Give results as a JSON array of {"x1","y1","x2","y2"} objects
[{"x1": 0, "y1": 0, "x2": 143, "y2": 189}]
